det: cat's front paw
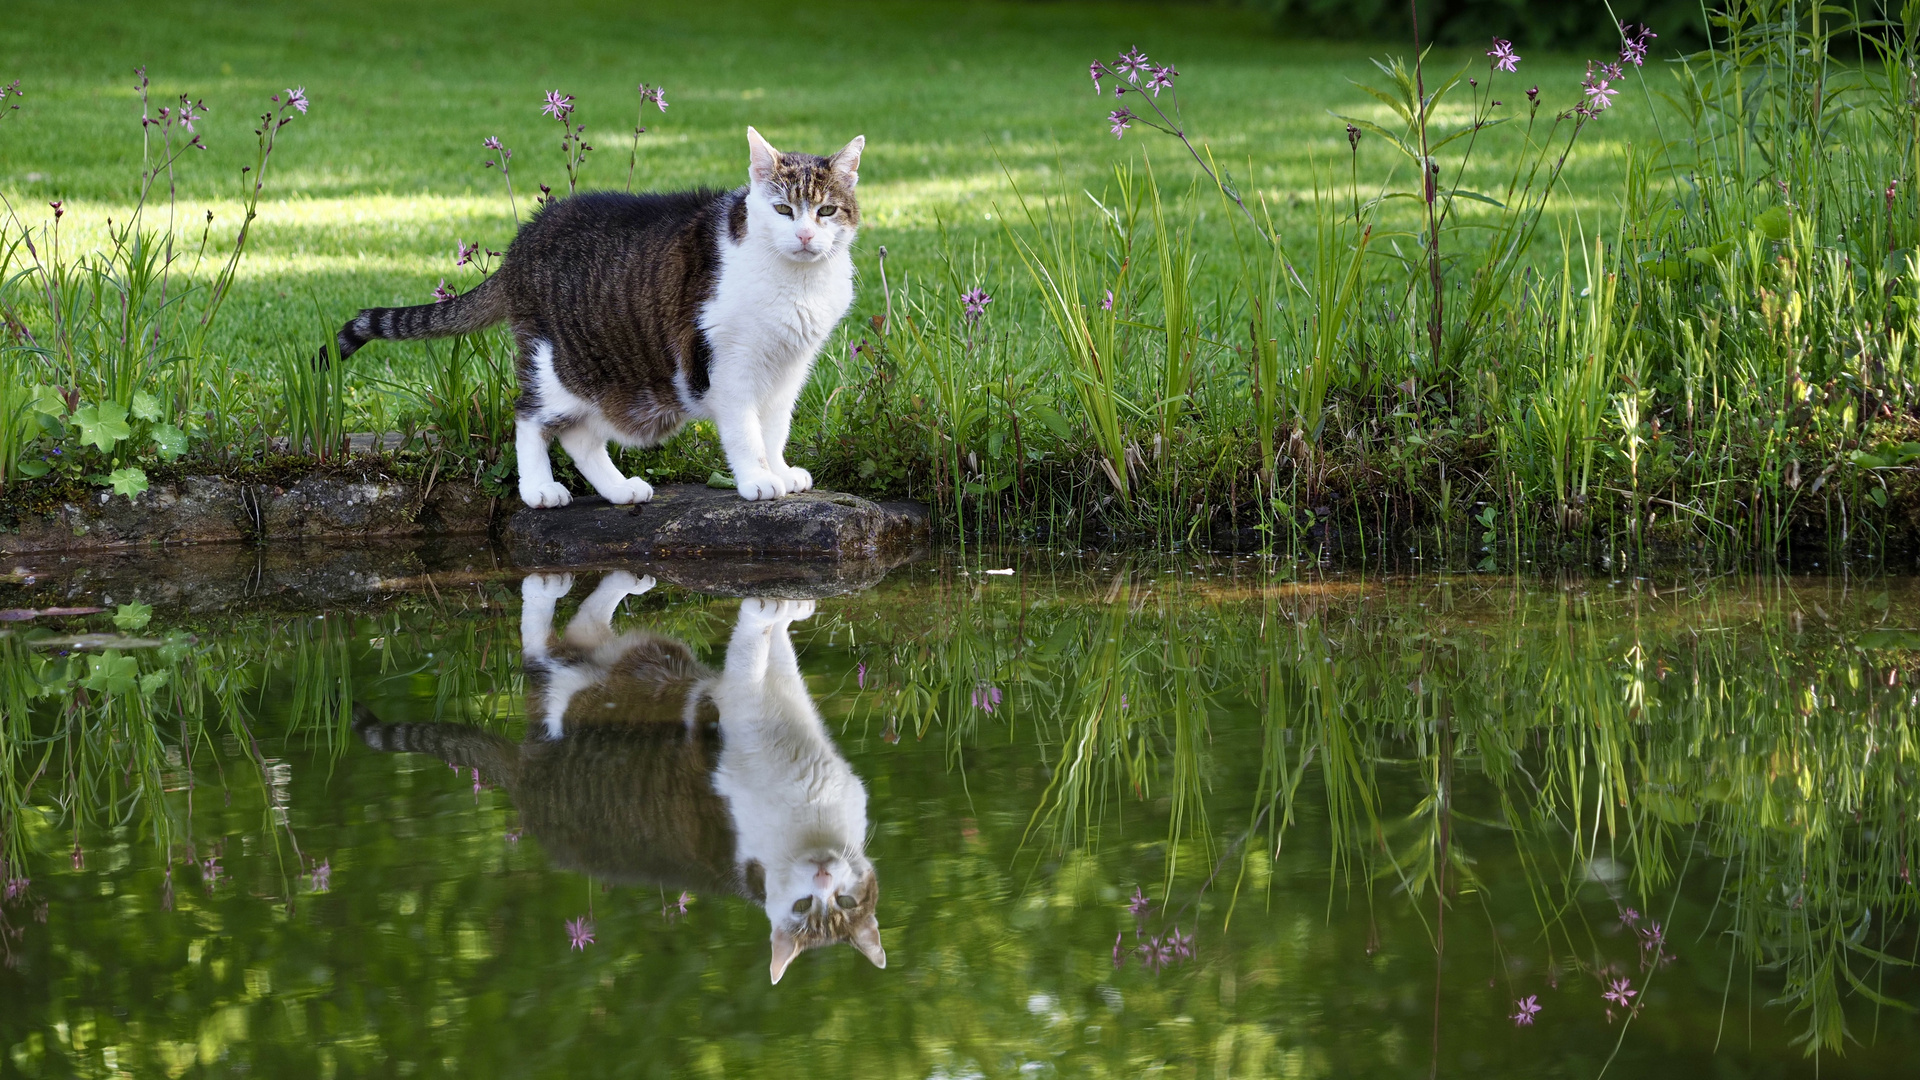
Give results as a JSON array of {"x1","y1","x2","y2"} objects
[
  {"x1": 600, "y1": 571, "x2": 657, "y2": 597},
  {"x1": 734, "y1": 471, "x2": 789, "y2": 501},
  {"x1": 522, "y1": 573, "x2": 575, "y2": 600},
  {"x1": 520, "y1": 479, "x2": 573, "y2": 509},
  {"x1": 596, "y1": 476, "x2": 654, "y2": 505},
  {"x1": 740, "y1": 597, "x2": 816, "y2": 624},
  {"x1": 777, "y1": 466, "x2": 814, "y2": 493}
]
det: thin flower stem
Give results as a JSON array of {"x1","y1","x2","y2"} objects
[
  {"x1": 1135, "y1": 87, "x2": 1267, "y2": 240},
  {"x1": 1410, "y1": 0, "x2": 1443, "y2": 377}
]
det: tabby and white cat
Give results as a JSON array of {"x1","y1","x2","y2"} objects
[
  {"x1": 325, "y1": 128, "x2": 863, "y2": 507},
  {"x1": 354, "y1": 572, "x2": 884, "y2": 984}
]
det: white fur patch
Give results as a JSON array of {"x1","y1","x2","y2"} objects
[
  {"x1": 517, "y1": 339, "x2": 654, "y2": 507},
  {"x1": 706, "y1": 599, "x2": 873, "y2": 933},
  {"x1": 693, "y1": 199, "x2": 855, "y2": 500}
]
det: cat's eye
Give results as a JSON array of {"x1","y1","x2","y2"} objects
[
  {"x1": 773, "y1": 203, "x2": 794, "y2": 218},
  {"x1": 791, "y1": 896, "x2": 813, "y2": 914},
  {"x1": 834, "y1": 894, "x2": 858, "y2": 909},
  {"x1": 818, "y1": 205, "x2": 838, "y2": 218}
]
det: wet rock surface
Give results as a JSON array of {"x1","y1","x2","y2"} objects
[
  {"x1": 0, "y1": 538, "x2": 506, "y2": 615},
  {"x1": 0, "y1": 476, "x2": 495, "y2": 554},
  {"x1": 0, "y1": 536, "x2": 921, "y2": 614},
  {"x1": 0, "y1": 475, "x2": 930, "y2": 605},
  {"x1": 505, "y1": 485, "x2": 930, "y2": 565},
  {"x1": 579, "y1": 551, "x2": 915, "y2": 599}
]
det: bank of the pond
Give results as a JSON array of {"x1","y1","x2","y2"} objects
[
  {"x1": 9, "y1": 454, "x2": 1920, "y2": 573},
  {"x1": 0, "y1": 462, "x2": 932, "y2": 564}
]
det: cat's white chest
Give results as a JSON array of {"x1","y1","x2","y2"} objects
[{"x1": 701, "y1": 243, "x2": 853, "y2": 373}]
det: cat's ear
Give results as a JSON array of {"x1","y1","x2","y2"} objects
[
  {"x1": 769, "y1": 927, "x2": 802, "y2": 984},
  {"x1": 829, "y1": 135, "x2": 865, "y2": 187},
  {"x1": 747, "y1": 126, "x2": 781, "y2": 185},
  {"x1": 850, "y1": 913, "x2": 886, "y2": 969}
]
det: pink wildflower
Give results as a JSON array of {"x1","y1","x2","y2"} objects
[
  {"x1": 1638, "y1": 921, "x2": 1665, "y2": 951},
  {"x1": 1487, "y1": 39, "x2": 1521, "y2": 74},
  {"x1": 961, "y1": 287, "x2": 993, "y2": 323},
  {"x1": 1138, "y1": 935, "x2": 1172, "y2": 971},
  {"x1": 1581, "y1": 64, "x2": 1619, "y2": 112},
  {"x1": 1620, "y1": 23, "x2": 1657, "y2": 67},
  {"x1": 566, "y1": 916, "x2": 595, "y2": 950},
  {"x1": 1510, "y1": 995, "x2": 1541, "y2": 1025},
  {"x1": 1603, "y1": 976, "x2": 1637, "y2": 1008}
]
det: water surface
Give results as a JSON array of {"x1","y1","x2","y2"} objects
[{"x1": 2, "y1": 553, "x2": 1917, "y2": 1077}]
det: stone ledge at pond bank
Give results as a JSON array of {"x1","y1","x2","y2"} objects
[
  {"x1": 0, "y1": 476, "x2": 496, "y2": 554},
  {"x1": 0, "y1": 476, "x2": 931, "y2": 564},
  {"x1": 505, "y1": 485, "x2": 929, "y2": 563}
]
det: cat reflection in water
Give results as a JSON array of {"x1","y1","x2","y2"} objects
[{"x1": 354, "y1": 571, "x2": 883, "y2": 983}]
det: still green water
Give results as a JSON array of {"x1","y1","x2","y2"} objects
[{"x1": 2, "y1": 553, "x2": 1918, "y2": 1078}]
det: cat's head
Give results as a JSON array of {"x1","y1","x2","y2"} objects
[
  {"x1": 747, "y1": 849, "x2": 884, "y2": 983},
  {"x1": 744, "y1": 127, "x2": 863, "y2": 264}
]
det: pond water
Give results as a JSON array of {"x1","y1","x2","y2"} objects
[{"x1": 1, "y1": 551, "x2": 1918, "y2": 1078}]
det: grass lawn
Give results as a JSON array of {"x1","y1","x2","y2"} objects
[
  {"x1": 5, "y1": 0, "x2": 1907, "y2": 561},
  {"x1": 0, "y1": 0, "x2": 1653, "y2": 369}
]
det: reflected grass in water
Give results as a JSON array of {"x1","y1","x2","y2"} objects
[{"x1": 0, "y1": 560, "x2": 1917, "y2": 1076}]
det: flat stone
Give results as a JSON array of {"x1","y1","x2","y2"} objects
[{"x1": 506, "y1": 485, "x2": 930, "y2": 566}]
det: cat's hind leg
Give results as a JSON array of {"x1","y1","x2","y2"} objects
[
  {"x1": 558, "y1": 423, "x2": 655, "y2": 505},
  {"x1": 515, "y1": 415, "x2": 573, "y2": 508},
  {"x1": 520, "y1": 572, "x2": 575, "y2": 663}
]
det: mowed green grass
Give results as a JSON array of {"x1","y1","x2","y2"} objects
[{"x1": 0, "y1": 0, "x2": 1657, "y2": 381}]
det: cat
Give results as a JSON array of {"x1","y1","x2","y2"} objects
[
  {"x1": 323, "y1": 128, "x2": 864, "y2": 508},
  {"x1": 353, "y1": 571, "x2": 884, "y2": 984}
]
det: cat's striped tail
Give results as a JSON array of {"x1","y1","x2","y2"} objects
[
  {"x1": 353, "y1": 703, "x2": 518, "y2": 782},
  {"x1": 320, "y1": 274, "x2": 509, "y2": 366}
]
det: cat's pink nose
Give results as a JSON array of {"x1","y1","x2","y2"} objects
[{"x1": 796, "y1": 231, "x2": 815, "y2": 246}]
